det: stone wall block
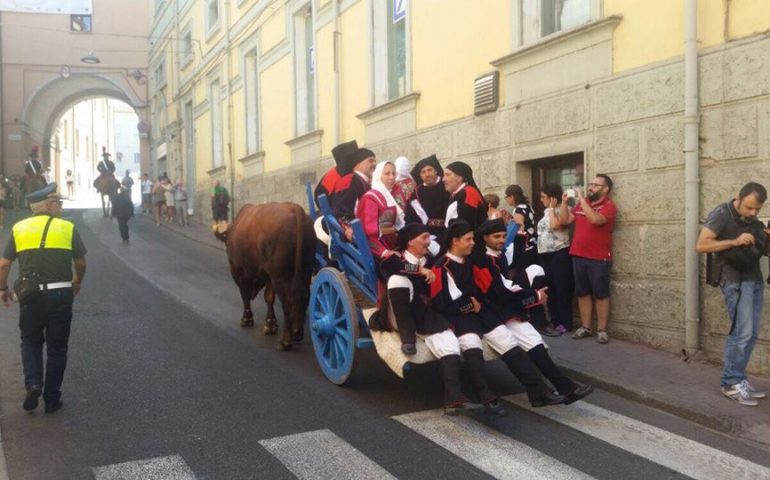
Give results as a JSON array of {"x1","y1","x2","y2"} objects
[
  {"x1": 475, "y1": 151, "x2": 512, "y2": 193},
  {"x1": 700, "y1": 161, "x2": 770, "y2": 217},
  {"x1": 552, "y1": 93, "x2": 590, "y2": 137},
  {"x1": 611, "y1": 170, "x2": 684, "y2": 223},
  {"x1": 453, "y1": 111, "x2": 510, "y2": 156},
  {"x1": 702, "y1": 106, "x2": 759, "y2": 161},
  {"x1": 723, "y1": 105, "x2": 758, "y2": 159},
  {"x1": 513, "y1": 103, "x2": 553, "y2": 143},
  {"x1": 699, "y1": 52, "x2": 724, "y2": 107},
  {"x1": 644, "y1": 118, "x2": 684, "y2": 169},
  {"x1": 642, "y1": 224, "x2": 685, "y2": 278},
  {"x1": 594, "y1": 127, "x2": 639, "y2": 174},
  {"x1": 593, "y1": 64, "x2": 683, "y2": 127},
  {"x1": 699, "y1": 109, "x2": 725, "y2": 161},
  {"x1": 610, "y1": 225, "x2": 643, "y2": 275},
  {"x1": 513, "y1": 93, "x2": 589, "y2": 143},
  {"x1": 610, "y1": 278, "x2": 685, "y2": 330},
  {"x1": 724, "y1": 40, "x2": 770, "y2": 102}
]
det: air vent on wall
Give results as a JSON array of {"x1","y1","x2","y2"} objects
[{"x1": 474, "y1": 71, "x2": 499, "y2": 116}]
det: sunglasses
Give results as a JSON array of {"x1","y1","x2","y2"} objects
[{"x1": 588, "y1": 183, "x2": 607, "y2": 188}]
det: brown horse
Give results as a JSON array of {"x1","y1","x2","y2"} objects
[
  {"x1": 95, "y1": 176, "x2": 120, "y2": 217},
  {"x1": 22, "y1": 174, "x2": 46, "y2": 207}
]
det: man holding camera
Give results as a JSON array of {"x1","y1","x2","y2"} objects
[
  {"x1": 697, "y1": 182, "x2": 770, "y2": 406},
  {"x1": 558, "y1": 174, "x2": 617, "y2": 344},
  {"x1": 0, "y1": 183, "x2": 87, "y2": 413}
]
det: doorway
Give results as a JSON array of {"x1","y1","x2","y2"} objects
[{"x1": 527, "y1": 151, "x2": 584, "y2": 219}]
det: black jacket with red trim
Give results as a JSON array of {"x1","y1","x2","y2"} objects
[
  {"x1": 470, "y1": 247, "x2": 542, "y2": 320},
  {"x1": 429, "y1": 254, "x2": 480, "y2": 317},
  {"x1": 447, "y1": 185, "x2": 487, "y2": 231},
  {"x1": 314, "y1": 167, "x2": 343, "y2": 209},
  {"x1": 331, "y1": 172, "x2": 370, "y2": 229}
]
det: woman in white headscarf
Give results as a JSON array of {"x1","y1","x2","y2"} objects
[
  {"x1": 355, "y1": 161, "x2": 406, "y2": 259},
  {"x1": 393, "y1": 156, "x2": 415, "y2": 209}
]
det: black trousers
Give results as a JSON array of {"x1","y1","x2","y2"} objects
[
  {"x1": 117, "y1": 216, "x2": 130, "y2": 240},
  {"x1": 19, "y1": 288, "x2": 73, "y2": 405},
  {"x1": 539, "y1": 247, "x2": 575, "y2": 330}
]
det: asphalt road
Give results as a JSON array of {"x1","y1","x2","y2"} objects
[{"x1": 0, "y1": 209, "x2": 769, "y2": 480}]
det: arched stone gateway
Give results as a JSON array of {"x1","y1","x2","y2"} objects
[{"x1": 10, "y1": 72, "x2": 149, "y2": 177}]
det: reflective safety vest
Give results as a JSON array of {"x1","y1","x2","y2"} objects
[{"x1": 12, "y1": 215, "x2": 74, "y2": 253}]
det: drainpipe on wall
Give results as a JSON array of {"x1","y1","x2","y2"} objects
[
  {"x1": 333, "y1": 0, "x2": 341, "y2": 145},
  {"x1": 683, "y1": 0, "x2": 701, "y2": 358},
  {"x1": 225, "y1": 0, "x2": 236, "y2": 221}
]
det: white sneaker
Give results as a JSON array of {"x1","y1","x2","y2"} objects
[
  {"x1": 740, "y1": 379, "x2": 766, "y2": 399},
  {"x1": 722, "y1": 383, "x2": 759, "y2": 406}
]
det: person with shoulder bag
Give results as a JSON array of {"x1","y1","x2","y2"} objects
[
  {"x1": 697, "y1": 182, "x2": 770, "y2": 407},
  {"x1": 0, "y1": 183, "x2": 87, "y2": 413}
]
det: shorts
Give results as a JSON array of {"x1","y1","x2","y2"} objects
[{"x1": 572, "y1": 256, "x2": 612, "y2": 299}]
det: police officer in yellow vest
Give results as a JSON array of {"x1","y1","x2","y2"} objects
[{"x1": 0, "y1": 183, "x2": 87, "y2": 413}]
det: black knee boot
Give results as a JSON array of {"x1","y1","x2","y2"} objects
[
  {"x1": 463, "y1": 349, "x2": 506, "y2": 418},
  {"x1": 501, "y1": 347, "x2": 565, "y2": 407},
  {"x1": 528, "y1": 345, "x2": 594, "y2": 404},
  {"x1": 462, "y1": 349, "x2": 496, "y2": 404},
  {"x1": 388, "y1": 288, "x2": 417, "y2": 354},
  {"x1": 527, "y1": 344, "x2": 574, "y2": 394}
]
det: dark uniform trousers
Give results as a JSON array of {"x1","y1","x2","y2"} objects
[{"x1": 20, "y1": 288, "x2": 73, "y2": 404}]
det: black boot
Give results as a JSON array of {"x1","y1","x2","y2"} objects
[
  {"x1": 388, "y1": 288, "x2": 417, "y2": 354},
  {"x1": 501, "y1": 347, "x2": 565, "y2": 407},
  {"x1": 441, "y1": 355, "x2": 482, "y2": 415},
  {"x1": 462, "y1": 349, "x2": 497, "y2": 404},
  {"x1": 527, "y1": 344, "x2": 575, "y2": 395}
]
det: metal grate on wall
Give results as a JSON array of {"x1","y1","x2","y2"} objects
[{"x1": 474, "y1": 71, "x2": 499, "y2": 116}]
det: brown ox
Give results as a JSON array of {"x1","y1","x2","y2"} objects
[{"x1": 214, "y1": 202, "x2": 316, "y2": 350}]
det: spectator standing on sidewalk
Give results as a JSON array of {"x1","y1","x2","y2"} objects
[
  {"x1": 163, "y1": 178, "x2": 175, "y2": 223},
  {"x1": 151, "y1": 177, "x2": 166, "y2": 226},
  {"x1": 211, "y1": 180, "x2": 230, "y2": 224},
  {"x1": 558, "y1": 174, "x2": 617, "y2": 344},
  {"x1": 697, "y1": 182, "x2": 770, "y2": 406},
  {"x1": 537, "y1": 184, "x2": 575, "y2": 334},
  {"x1": 112, "y1": 187, "x2": 134, "y2": 244},
  {"x1": 65, "y1": 170, "x2": 75, "y2": 197},
  {"x1": 0, "y1": 179, "x2": 7, "y2": 229},
  {"x1": 174, "y1": 180, "x2": 189, "y2": 226},
  {"x1": 140, "y1": 173, "x2": 152, "y2": 214}
]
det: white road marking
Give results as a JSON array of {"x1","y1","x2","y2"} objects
[
  {"x1": 504, "y1": 395, "x2": 770, "y2": 480},
  {"x1": 394, "y1": 409, "x2": 595, "y2": 480},
  {"x1": 92, "y1": 454, "x2": 196, "y2": 480},
  {"x1": 259, "y1": 428, "x2": 396, "y2": 480}
]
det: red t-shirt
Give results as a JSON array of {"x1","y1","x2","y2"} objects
[{"x1": 569, "y1": 197, "x2": 617, "y2": 261}]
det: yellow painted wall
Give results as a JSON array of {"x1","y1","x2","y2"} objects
[
  {"x1": 606, "y1": 0, "x2": 725, "y2": 72},
  {"x1": 316, "y1": 22, "x2": 336, "y2": 157},
  {"x1": 195, "y1": 111, "x2": 212, "y2": 174},
  {"x1": 260, "y1": 55, "x2": 293, "y2": 171},
  {"x1": 261, "y1": 5, "x2": 286, "y2": 53},
  {"x1": 728, "y1": 0, "x2": 770, "y2": 39},
  {"x1": 231, "y1": 87, "x2": 247, "y2": 178},
  {"x1": 339, "y1": 0, "x2": 367, "y2": 146},
  {"x1": 412, "y1": 0, "x2": 510, "y2": 128}
]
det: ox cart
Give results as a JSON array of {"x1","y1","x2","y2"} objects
[{"x1": 305, "y1": 185, "x2": 504, "y2": 385}]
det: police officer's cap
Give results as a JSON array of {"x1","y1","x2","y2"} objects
[{"x1": 26, "y1": 182, "x2": 60, "y2": 203}]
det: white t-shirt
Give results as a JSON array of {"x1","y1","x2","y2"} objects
[
  {"x1": 536, "y1": 207, "x2": 570, "y2": 253},
  {"x1": 141, "y1": 179, "x2": 153, "y2": 194}
]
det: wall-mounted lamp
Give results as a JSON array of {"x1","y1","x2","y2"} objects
[
  {"x1": 80, "y1": 52, "x2": 100, "y2": 64},
  {"x1": 128, "y1": 69, "x2": 147, "y2": 84}
]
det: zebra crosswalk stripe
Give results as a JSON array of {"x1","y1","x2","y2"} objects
[
  {"x1": 259, "y1": 428, "x2": 397, "y2": 480},
  {"x1": 92, "y1": 454, "x2": 196, "y2": 480},
  {"x1": 504, "y1": 395, "x2": 770, "y2": 480},
  {"x1": 394, "y1": 409, "x2": 596, "y2": 480}
]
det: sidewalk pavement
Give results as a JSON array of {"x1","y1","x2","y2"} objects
[{"x1": 152, "y1": 212, "x2": 770, "y2": 449}]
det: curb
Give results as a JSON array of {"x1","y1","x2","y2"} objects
[
  {"x1": 141, "y1": 213, "x2": 224, "y2": 251},
  {"x1": 559, "y1": 365, "x2": 749, "y2": 440}
]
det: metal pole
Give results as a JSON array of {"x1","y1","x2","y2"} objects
[{"x1": 684, "y1": 0, "x2": 701, "y2": 356}]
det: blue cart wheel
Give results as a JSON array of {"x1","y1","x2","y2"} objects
[{"x1": 309, "y1": 267, "x2": 360, "y2": 385}]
